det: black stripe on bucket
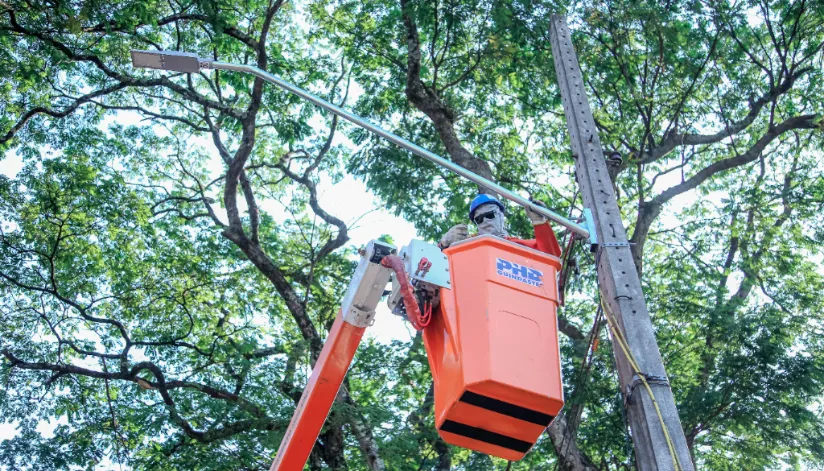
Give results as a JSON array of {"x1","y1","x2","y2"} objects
[
  {"x1": 440, "y1": 420, "x2": 533, "y2": 453},
  {"x1": 459, "y1": 391, "x2": 554, "y2": 426}
]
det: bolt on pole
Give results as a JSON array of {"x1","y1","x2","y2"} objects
[{"x1": 548, "y1": 16, "x2": 694, "y2": 471}]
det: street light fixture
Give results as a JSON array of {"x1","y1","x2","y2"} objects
[
  {"x1": 128, "y1": 49, "x2": 595, "y2": 243},
  {"x1": 130, "y1": 50, "x2": 202, "y2": 73}
]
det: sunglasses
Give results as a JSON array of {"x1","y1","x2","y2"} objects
[{"x1": 473, "y1": 210, "x2": 497, "y2": 225}]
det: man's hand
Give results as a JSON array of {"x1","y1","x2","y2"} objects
[
  {"x1": 526, "y1": 199, "x2": 548, "y2": 225},
  {"x1": 439, "y1": 224, "x2": 469, "y2": 248}
]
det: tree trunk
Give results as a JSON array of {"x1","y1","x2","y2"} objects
[{"x1": 547, "y1": 414, "x2": 599, "y2": 471}]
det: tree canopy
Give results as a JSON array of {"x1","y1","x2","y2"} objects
[{"x1": 1, "y1": 0, "x2": 823, "y2": 470}]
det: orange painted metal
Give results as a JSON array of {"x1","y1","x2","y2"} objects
[
  {"x1": 422, "y1": 236, "x2": 565, "y2": 461},
  {"x1": 270, "y1": 311, "x2": 366, "y2": 471}
]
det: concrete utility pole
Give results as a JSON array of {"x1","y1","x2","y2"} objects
[{"x1": 549, "y1": 16, "x2": 694, "y2": 471}]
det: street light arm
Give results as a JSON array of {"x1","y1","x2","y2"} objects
[
  {"x1": 205, "y1": 60, "x2": 593, "y2": 241},
  {"x1": 128, "y1": 50, "x2": 593, "y2": 242}
]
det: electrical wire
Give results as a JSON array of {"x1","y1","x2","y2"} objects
[
  {"x1": 558, "y1": 302, "x2": 603, "y2": 462},
  {"x1": 557, "y1": 232, "x2": 578, "y2": 306},
  {"x1": 555, "y1": 233, "x2": 602, "y2": 466},
  {"x1": 419, "y1": 300, "x2": 432, "y2": 328},
  {"x1": 381, "y1": 255, "x2": 427, "y2": 330},
  {"x1": 599, "y1": 298, "x2": 683, "y2": 471}
]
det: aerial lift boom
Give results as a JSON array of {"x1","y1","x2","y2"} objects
[
  {"x1": 270, "y1": 240, "x2": 395, "y2": 470},
  {"x1": 271, "y1": 239, "x2": 451, "y2": 471}
]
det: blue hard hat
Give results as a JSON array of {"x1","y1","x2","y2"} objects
[{"x1": 469, "y1": 194, "x2": 505, "y2": 221}]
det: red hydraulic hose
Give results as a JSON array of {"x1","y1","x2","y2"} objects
[{"x1": 381, "y1": 255, "x2": 426, "y2": 331}]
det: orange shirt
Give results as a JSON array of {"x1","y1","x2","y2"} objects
[
  {"x1": 505, "y1": 222, "x2": 562, "y2": 257},
  {"x1": 439, "y1": 222, "x2": 562, "y2": 257}
]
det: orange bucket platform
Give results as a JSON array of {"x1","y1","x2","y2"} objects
[{"x1": 422, "y1": 235, "x2": 564, "y2": 461}]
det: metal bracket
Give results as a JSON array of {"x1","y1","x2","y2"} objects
[
  {"x1": 602, "y1": 242, "x2": 631, "y2": 248},
  {"x1": 341, "y1": 239, "x2": 395, "y2": 327},
  {"x1": 344, "y1": 306, "x2": 377, "y2": 328},
  {"x1": 582, "y1": 208, "x2": 598, "y2": 251},
  {"x1": 625, "y1": 373, "x2": 670, "y2": 405},
  {"x1": 369, "y1": 242, "x2": 395, "y2": 264}
]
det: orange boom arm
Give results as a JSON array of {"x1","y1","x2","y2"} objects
[
  {"x1": 270, "y1": 240, "x2": 395, "y2": 471},
  {"x1": 269, "y1": 313, "x2": 367, "y2": 470}
]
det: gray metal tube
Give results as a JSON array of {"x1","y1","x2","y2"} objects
[{"x1": 206, "y1": 60, "x2": 590, "y2": 238}]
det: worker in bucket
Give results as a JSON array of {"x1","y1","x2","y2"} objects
[{"x1": 438, "y1": 194, "x2": 562, "y2": 257}]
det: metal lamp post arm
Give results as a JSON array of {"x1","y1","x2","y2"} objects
[
  {"x1": 201, "y1": 60, "x2": 593, "y2": 241},
  {"x1": 128, "y1": 50, "x2": 593, "y2": 241}
]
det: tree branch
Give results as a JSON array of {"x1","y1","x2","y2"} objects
[
  {"x1": 277, "y1": 164, "x2": 349, "y2": 262},
  {"x1": 2, "y1": 349, "x2": 281, "y2": 443},
  {"x1": 399, "y1": 0, "x2": 495, "y2": 186},
  {"x1": 641, "y1": 68, "x2": 814, "y2": 164},
  {"x1": 1, "y1": 7, "x2": 243, "y2": 119},
  {"x1": 0, "y1": 82, "x2": 129, "y2": 144},
  {"x1": 651, "y1": 114, "x2": 818, "y2": 206}
]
